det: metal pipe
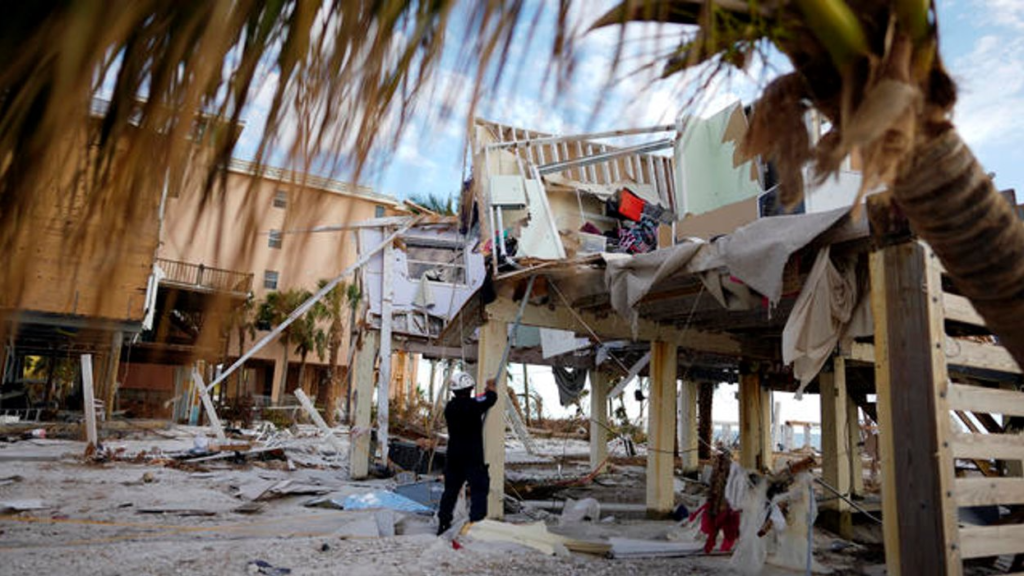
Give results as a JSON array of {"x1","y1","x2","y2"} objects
[
  {"x1": 485, "y1": 124, "x2": 676, "y2": 150},
  {"x1": 536, "y1": 138, "x2": 675, "y2": 176}
]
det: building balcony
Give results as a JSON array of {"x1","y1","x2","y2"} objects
[{"x1": 156, "y1": 258, "x2": 253, "y2": 297}]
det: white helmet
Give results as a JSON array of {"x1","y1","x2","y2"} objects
[{"x1": 449, "y1": 371, "x2": 476, "y2": 392}]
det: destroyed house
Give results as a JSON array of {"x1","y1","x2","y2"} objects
[{"x1": 408, "y1": 107, "x2": 1024, "y2": 575}]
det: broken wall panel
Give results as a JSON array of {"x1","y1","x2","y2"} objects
[
  {"x1": 472, "y1": 118, "x2": 677, "y2": 264},
  {"x1": 674, "y1": 102, "x2": 762, "y2": 218},
  {"x1": 359, "y1": 224, "x2": 486, "y2": 339}
]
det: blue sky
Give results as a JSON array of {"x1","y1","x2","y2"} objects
[
  {"x1": 937, "y1": 0, "x2": 1024, "y2": 195},
  {"x1": 233, "y1": 0, "x2": 1024, "y2": 204}
]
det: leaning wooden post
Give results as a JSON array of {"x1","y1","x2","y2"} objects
[
  {"x1": 294, "y1": 388, "x2": 346, "y2": 453},
  {"x1": 103, "y1": 331, "x2": 123, "y2": 419},
  {"x1": 589, "y1": 370, "x2": 609, "y2": 474},
  {"x1": 646, "y1": 341, "x2": 677, "y2": 517},
  {"x1": 869, "y1": 193, "x2": 960, "y2": 576},
  {"x1": 80, "y1": 354, "x2": 98, "y2": 449},
  {"x1": 678, "y1": 379, "x2": 699, "y2": 473},
  {"x1": 349, "y1": 331, "x2": 378, "y2": 480},
  {"x1": 739, "y1": 363, "x2": 771, "y2": 471},
  {"x1": 193, "y1": 368, "x2": 227, "y2": 441},
  {"x1": 477, "y1": 309, "x2": 509, "y2": 519},
  {"x1": 820, "y1": 356, "x2": 852, "y2": 539}
]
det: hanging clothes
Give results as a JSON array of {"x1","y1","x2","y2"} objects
[{"x1": 551, "y1": 366, "x2": 587, "y2": 406}]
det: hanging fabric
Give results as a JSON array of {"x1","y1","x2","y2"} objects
[{"x1": 551, "y1": 366, "x2": 587, "y2": 406}]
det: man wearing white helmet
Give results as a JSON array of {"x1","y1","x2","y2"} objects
[{"x1": 436, "y1": 370, "x2": 497, "y2": 535}]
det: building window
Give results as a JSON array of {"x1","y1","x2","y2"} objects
[
  {"x1": 273, "y1": 190, "x2": 288, "y2": 208},
  {"x1": 268, "y1": 229, "x2": 283, "y2": 249},
  {"x1": 375, "y1": 205, "x2": 386, "y2": 218},
  {"x1": 263, "y1": 270, "x2": 279, "y2": 290},
  {"x1": 405, "y1": 240, "x2": 466, "y2": 284}
]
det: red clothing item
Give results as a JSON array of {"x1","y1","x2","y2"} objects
[
  {"x1": 618, "y1": 189, "x2": 645, "y2": 221},
  {"x1": 695, "y1": 503, "x2": 741, "y2": 554}
]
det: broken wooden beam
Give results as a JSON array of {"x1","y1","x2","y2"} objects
[
  {"x1": 294, "y1": 388, "x2": 346, "y2": 454},
  {"x1": 193, "y1": 368, "x2": 226, "y2": 441}
]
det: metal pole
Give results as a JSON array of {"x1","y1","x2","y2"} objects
[
  {"x1": 205, "y1": 218, "x2": 420, "y2": 393},
  {"x1": 486, "y1": 124, "x2": 675, "y2": 150},
  {"x1": 492, "y1": 275, "x2": 536, "y2": 385},
  {"x1": 536, "y1": 138, "x2": 675, "y2": 176}
]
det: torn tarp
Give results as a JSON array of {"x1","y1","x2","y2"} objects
[
  {"x1": 711, "y1": 207, "x2": 849, "y2": 305},
  {"x1": 552, "y1": 366, "x2": 588, "y2": 406},
  {"x1": 604, "y1": 241, "x2": 705, "y2": 334},
  {"x1": 601, "y1": 206, "x2": 854, "y2": 333},
  {"x1": 782, "y1": 246, "x2": 871, "y2": 396}
]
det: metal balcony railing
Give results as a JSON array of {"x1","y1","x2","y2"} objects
[{"x1": 156, "y1": 258, "x2": 253, "y2": 295}]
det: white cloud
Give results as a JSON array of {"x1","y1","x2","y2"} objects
[
  {"x1": 949, "y1": 34, "x2": 1024, "y2": 149},
  {"x1": 972, "y1": 0, "x2": 1024, "y2": 30}
]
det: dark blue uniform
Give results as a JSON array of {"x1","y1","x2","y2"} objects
[{"x1": 437, "y1": 389, "x2": 497, "y2": 533}]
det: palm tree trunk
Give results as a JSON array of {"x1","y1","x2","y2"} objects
[
  {"x1": 298, "y1": 352, "x2": 308, "y2": 394},
  {"x1": 278, "y1": 344, "x2": 290, "y2": 402},
  {"x1": 236, "y1": 326, "x2": 245, "y2": 398},
  {"x1": 324, "y1": 318, "x2": 342, "y2": 426},
  {"x1": 893, "y1": 127, "x2": 1024, "y2": 370}
]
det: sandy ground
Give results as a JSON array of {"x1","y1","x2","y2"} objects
[{"x1": 0, "y1": 427, "x2": 880, "y2": 575}]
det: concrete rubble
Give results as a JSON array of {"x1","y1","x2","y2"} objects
[{"x1": 0, "y1": 418, "x2": 895, "y2": 576}]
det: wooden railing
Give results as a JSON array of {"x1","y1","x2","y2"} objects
[{"x1": 156, "y1": 258, "x2": 253, "y2": 294}]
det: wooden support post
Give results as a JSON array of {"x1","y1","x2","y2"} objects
[
  {"x1": 408, "y1": 353, "x2": 419, "y2": 408},
  {"x1": 349, "y1": 331, "x2": 378, "y2": 480},
  {"x1": 739, "y1": 365, "x2": 771, "y2": 471},
  {"x1": 477, "y1": 312, "x2": 509, "y2": 519},
  {"x1": 103, "y1": 331, "x2": 123, "y2": 418},
  {"x1": 870, "y1": 239, "x2": 960, "y2": 576},
  {"x1": 678, "y1": 380, "x2": 699, "y2": 473},
  {"x1": 848, "y1": 392, "x2": 865, "y2": 496},
  {"x1": 377, "y1": 242, "x2": 396, "y2": 466},
  {"x1": 80, "y1": 354, "x2": 98, "y2": 448},
  {"x1": 646, "y1": 341, "x2": 677, "y2": 517},
  {"x1": 589, "y1": 370, "x2": 609, "y2": 474},
  {"x1": 427, "y1": 359, "x2": 437, "y2": 403},
  {"x1": 820, "y1": 357, "x2": 853, "y2": 539}
]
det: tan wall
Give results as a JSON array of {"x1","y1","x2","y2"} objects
[
  {"x1": 2, "y1": 130, "x2": 160, "y2": 321},
  {"x1": 159, "y1": 168, "x2": 397, "y2": 370}
]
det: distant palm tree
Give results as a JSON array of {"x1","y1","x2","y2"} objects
[
  {"x1": 292, "y1": 304, "x2": 326, "y2": 396},
  {"x1": 257, "y1": 288, "x2": 313, "y2": 402},
  {"x1": 408, "y1": 193, "x2": 456, "y2": 216},
  {"x1": 313, "y1": 278, "x2": 349, "y2": 426},
  {"x1": 225, "y1": 294, "x2": 257, "y2": 397}
]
